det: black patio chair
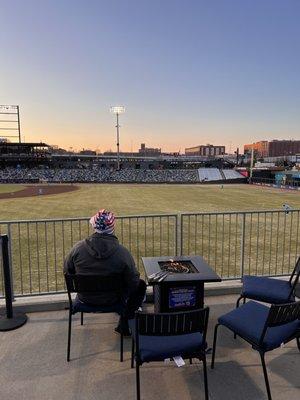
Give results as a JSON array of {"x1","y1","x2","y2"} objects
[
  {"x1": 211, "y1": 300, "x2": 300, "y2": 400},
  {"x1": 130, "y1": 308, "x2": 210, "y2": 400},
  {"x1": 236, "y1": 256, "x2": 300, "y2": 308},
  {"x1": 64, "y1": 273, "x2": 126, "y2": 362}
]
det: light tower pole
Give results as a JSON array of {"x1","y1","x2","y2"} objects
[
  {"x1": 249, "y1": 146, "x2": 254, "y2": 183},
  {"x1": 110, "y1": 106, "x2": 125, "y2": 170}
]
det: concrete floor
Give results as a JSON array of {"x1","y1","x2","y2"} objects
[{"x1": 0, "y1": 295, "x2": 299, "y2": 400}]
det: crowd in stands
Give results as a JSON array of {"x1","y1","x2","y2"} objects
[{"x1": 0, "y1": 167, "x2": 199, "y2": 183}]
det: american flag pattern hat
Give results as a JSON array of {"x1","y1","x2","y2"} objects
[{"x1": 89, "y1": 209, "x2": 115, "y2": 234}]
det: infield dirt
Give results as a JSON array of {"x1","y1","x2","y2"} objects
[{"x1": 0, "y1": 184, "x2": 78, "y2": 199}]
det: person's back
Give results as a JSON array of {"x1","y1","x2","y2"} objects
[
  {"x1": 64, "y1": 209, "x2": 146, "y2": 335},
  {"x1": 64, "y1": 231, "x2": 139, "y2": 305}
]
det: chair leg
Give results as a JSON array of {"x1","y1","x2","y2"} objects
[
  {"x1": 131, "y1": 339, "x2": 135, "y2": 368},
  {"x1": 202, "y1": 354, "x2": 209, "y2": 400},
  {"x1": 67, "y1": 310, "x2": 72, "y2": 362},
  {"x1": 211, "y1": 323, "x2": 220, "y2": 369},
  {"x1": 120, "y1": 332, "x2": 124, "y2": 362},
  {"x1": 260, "y1": 352, "x2": 272, "y2": 400},
  {"x1": 234, "y1": 297, "x2": 243, "y2": 339},
  {"x1": 80, "y1": 312, "x2": 83, "y2": 326},
  {"x1": 136, "y1": 362, "x2": 141, "y2": 400},
  {"x1": 236, "y1": 296, "x2": 243, "y2": 308},
  {"x1": 296, "y1": 337, "x2": 300, "y2": 352},
  {"x1": 234, "y1": 297, "x2": 245, "y2": 339},
  {"x1": 119, "y1": 313, "x2": 124, "y2": 362}
]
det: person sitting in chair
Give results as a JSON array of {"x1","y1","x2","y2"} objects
[{"x1": 63, "y1": 209, "x2": 146, "y2": 335}]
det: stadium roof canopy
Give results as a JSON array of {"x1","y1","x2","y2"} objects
[{"x1": 0, "y1": 142, "x2": 49, "y2": 147}]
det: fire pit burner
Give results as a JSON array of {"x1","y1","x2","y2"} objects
[{"x1": 158, "y1": 260, "x2": 197, "y2": 274}]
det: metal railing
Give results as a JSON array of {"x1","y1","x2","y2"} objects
[
  {"x1": 0, "y1": 214, "x2": 178, "y2": 297},
  {"x1": 181, "y1": 209, "x2": 300, "y2": 279},
  {"x1": 0, "y1": 208, "x2": 299, "y2": 297}
]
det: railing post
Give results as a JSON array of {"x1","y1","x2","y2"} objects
[
  {"x1": 7, "y1": 223, "x2": 15, "y2": 301},
  {"x1": 174, "y1": 215, "x2": 178, "y2": 256},
  {"x1": 177, "y1": 213, "x2": 182, "y2": 256},
  {"x1": 240, "y1": 213, "x2": 246, "y2": 279}
]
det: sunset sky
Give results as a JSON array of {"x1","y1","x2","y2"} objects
[{"x1": 1, "y1": 0, "x2": 300, "y2": 153}]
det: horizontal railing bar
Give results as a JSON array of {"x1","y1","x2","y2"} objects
[
  {"x1": 0, "y1": 213, "x2": 178, "y2": 224},
  {"x1": 181, "y1": 209, "x2": 300, "y2": 217},
  {"x1": 0, "y1": 290, "x2": 68, "y2": 299},
  {"x1": 1, "y1": 209, "x2": 300, "y2": 225}
]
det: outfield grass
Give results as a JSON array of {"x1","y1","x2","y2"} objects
[
  {"x1": 1, "y1": 183, "x2": 300, "y2": 221},
  {"x1": 0, "y1": 184, "x2": 25, "y2": 194},
  {"x1": 0, "y1": 183, "x2": 299, "y2": 296}
]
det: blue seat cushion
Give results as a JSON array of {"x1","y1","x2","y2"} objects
[
  {"x1": 72, "y1": 295, "x2": 124, "y2": 314},
  {"x1": 219, "y1": 301, "x2": 300, "y2": 351},
  {"x1": 129, "y1": 319, "x2": 206, "y2": 362},
  {"x1": 241, "y1": 275, "x2": 294, "y2": 303}
]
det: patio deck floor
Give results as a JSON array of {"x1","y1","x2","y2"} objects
[{"x1": 0, "y1": 295, "x2": 299, "y2": 400}]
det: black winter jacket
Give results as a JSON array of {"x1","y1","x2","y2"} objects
[{"x1": 63, "y1": 233, "x2": 140, "y2": 305}]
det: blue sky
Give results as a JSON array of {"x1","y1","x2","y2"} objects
[{"x1": 1, "y1": 0, "x2": 300, "y2": 152}]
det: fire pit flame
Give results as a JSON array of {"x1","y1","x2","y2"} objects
[{"x1": 158, "y1": 260, "x2": 197, "y2": 274}]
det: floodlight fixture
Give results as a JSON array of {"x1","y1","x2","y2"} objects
[{"x1": 110, "y1": 106, "x2": 125, "y2": 115}]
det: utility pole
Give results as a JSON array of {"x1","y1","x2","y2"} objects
[
  {"x1": 249, "y1": 146, "x2": 254, "y2": 183},
  {"x1": 110, "y1": 106, "x2": 125, "y2": 170}
]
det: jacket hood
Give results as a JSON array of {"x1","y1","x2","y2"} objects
[{"x1": 84, "y1": 233, "x2": 119, "y2": 259}]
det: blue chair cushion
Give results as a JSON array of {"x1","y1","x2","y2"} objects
[
  {"x1": 219, "y1": 301, "x2": 300, "y2": 351},
  {"x1": 129, "y1": 319, "x2": 206, "y2": 362},
  {"x1": 241, "y1": 275, "x2": 294, "y2": 304},
  {"x1": 72, "y1": 295, "x2": 124, "y2": 314}
]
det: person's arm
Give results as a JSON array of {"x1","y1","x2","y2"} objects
[{"x1": 63, "y1": 248, "x2": 76, "y2": 275}]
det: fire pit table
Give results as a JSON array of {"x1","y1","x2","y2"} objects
[{"x1": 142, "y1": 255, "x2": 221, "y2": 313}]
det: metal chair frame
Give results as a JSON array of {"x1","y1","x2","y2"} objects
[
  {"x1": 211, "y1": 301, "x2": 300, "y2": 400},
  {"x1": 131, "y1": 308, "x2": 210, "y2": 400},
  {"x1": 64, "y1": 273, "x2": 125, "y2": 362},
  {"x1": 236, "y1": 256, "x2": 300, "y2": 308}
]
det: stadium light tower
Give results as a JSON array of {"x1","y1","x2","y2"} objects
[
  {"x1": 110, "y1": 106, "x2": 125, "y2": 170},
  {"x1": 0, "y1": 105, "x2": 21, "y2": 143}
]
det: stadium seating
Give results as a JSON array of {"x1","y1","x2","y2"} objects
[
  {"x1": 0, "y1": 167, "x2": 198, "y2": 184},
  {"x1": 0, "y1": 167, "x2": 245, "y2": 184},
  {"x1": 222, "y1": 170, "x2": 244, "y2": 180},
  {"x1": 198, "y1": 168, "x2": 223, "y2": 182}
]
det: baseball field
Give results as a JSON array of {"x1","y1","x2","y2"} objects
[
  {"x1": 0, "y1": 183, "x2": 300, "y2": 296},
  {"x1": 1, "y1": 183, "x2": 300, "y2": 220}
]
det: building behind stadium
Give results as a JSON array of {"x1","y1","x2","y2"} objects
[
  {"x1": 244, "y1": 139, "x2": 300, "y2": 158},
  {"x1": 185, "y1": 144, "x2": 226, "y2": 157}
]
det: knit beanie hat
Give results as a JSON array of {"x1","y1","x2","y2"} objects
[{"x1": 89, "y1": 209, "x2": 115, "y2": 234}]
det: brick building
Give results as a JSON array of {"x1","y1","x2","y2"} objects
[
  {"x1": 268, "y1": 140, "x2": 300, "y2": 157},
  {"x1": 139, "y1": 143, "x2": 161, "y2": 157},
  {"x1": 244, "y1": 140, "x2": 300, "y2": 158},
  {"x1": 244, "y1": 141, "x2": 269, "y2": 158},
  {"x1": 185, "y1": 144, "x2": 225, "y2": 156}
]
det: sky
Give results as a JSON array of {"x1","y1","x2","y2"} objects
[{"x1": 1, "y1": 0, "x2": 300, "y2": 153}]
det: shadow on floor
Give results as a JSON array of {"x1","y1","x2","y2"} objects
[{"x1": 267, "y1": 345, "x2": 300, "y2": 388}]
